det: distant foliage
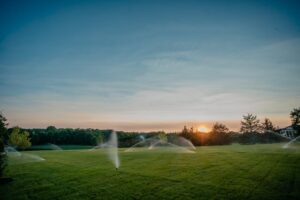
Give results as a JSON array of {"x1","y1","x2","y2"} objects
[
  {"x1": 178, "y1": 117, "x2": 288, "y2": 146},
  {"x1": 239, "y1": 114, "x2": 287, "y2": 144},
  {"x1": 238, "y1": 131, "x2": 287, "y2": 144},
  {"x1": 179, "y1": 126, "x2": 201, "y2": 145},
  {"x1": 158, "y1": 131, "x2": 167, "y2": 143},
  {"x1": 209, "y1": 123, "x2": 231, "y2": 145},
  {"x1": 116, "y1": 131, "x2": 151, "y2": 147},
  {"x1": 19, "y1": 127, "x2": 164, "y2": 148},
  {"x1": 212, "y1": 123, "x2": 229, "y2": 134},
  {"x1": 24, "y1": 127, "x2": 110, "y2": 146},
  {"x1": 8, "y1": 127, "x2": 32, "y2": 150},
  {"x1": 179, "y1": 123, "x2": 231, "y2": 146},
  {"x1": 261, "y1": 118, "x2": 276, "y2": 132}
]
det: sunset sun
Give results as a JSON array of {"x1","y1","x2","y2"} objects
[{"x1": 197, "y1": 126, "x2": 209, "y2": 133}]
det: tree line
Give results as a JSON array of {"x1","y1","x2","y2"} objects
[{"x1": 0, "y1": 107, "x2": 299, "y2": 150}]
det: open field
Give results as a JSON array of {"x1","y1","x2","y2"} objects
[{"x1": 1, "y1": 144, "x2": 300, "y2": 200}]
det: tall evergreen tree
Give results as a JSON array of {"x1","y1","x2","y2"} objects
[{"x1": 240, "y1": 114, "x2": 261, "y2": 133}]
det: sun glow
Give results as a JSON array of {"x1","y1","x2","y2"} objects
[{"x1": 198, "y1": 126, "x2": 209, "y2": 133}]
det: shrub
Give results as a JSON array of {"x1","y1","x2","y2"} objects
[{"x1": 9, "y1": 127, "x2": 31, "y2": 150}]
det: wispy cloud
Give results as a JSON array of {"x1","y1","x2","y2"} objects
[{"x1": 1, "y1": 1, "x2": 299, "y2": 130}]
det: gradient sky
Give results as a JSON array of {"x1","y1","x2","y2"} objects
[{"x1": 1, "y1": 0, "x2": 300, "y2": 131}]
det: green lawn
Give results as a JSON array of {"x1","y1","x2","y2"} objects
[
  {"x1": 27, "y1": 144, "x2": 94, "y2": 151},
  {"x1": 1, "y1": 144, "x2": 299, "y2": 200}
]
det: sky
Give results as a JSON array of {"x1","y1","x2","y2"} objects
[{"x1": 0, "y1": 0, "x2": 300, "y2": 131}]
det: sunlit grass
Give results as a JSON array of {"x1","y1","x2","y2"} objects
[{"x1": 1, "y1": 144, "x2": 299, "y2": 200}]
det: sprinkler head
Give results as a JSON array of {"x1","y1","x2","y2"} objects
[{"x1": 116, "y1": 167, "x2": 118, "y2": 171}]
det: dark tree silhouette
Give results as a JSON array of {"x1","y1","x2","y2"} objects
[
  {"x1": 0, "y1": 112, "x2": 8, "y2": 177},
  {"x1": 210, "y1": 123, "x2": 231, "y2": 145},
  {"x1": 0, "y1": 112, "x2": 8, "y2": 141},
  {"x1": 261, "y1": 118, "x2": 275, "y2": 132},
  {"x1": 290, "y1": 107, "x2": 300, "y2": 136},
  {"x1": 212, "y1": 122, "x2": 229, "y2": 134},
  {"x1": 240, "y1": 114, "x2": 260, "y2": 133},
  {"x1": 290, "y1": 107, "x2": 300, "y2": 127}
]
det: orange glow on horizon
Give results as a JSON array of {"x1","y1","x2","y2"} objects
[{"x1": 197, "y1": 126, "x2": 210, "y2": 133}]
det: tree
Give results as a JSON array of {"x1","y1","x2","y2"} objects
[
  {"x1": 180, "y1": 125, "x2": 191, "y2": 140},
  {"x1": 290, "y1": 107, "x2": 300, "y2": 136},
  {"x1": 210, "y1": 123, "x2": 231, "y2": 145},
  {"x1": 46, "y1": 126, "x2": 57, "y2": 132},
  {"x1": 0, "y1": 112, "x2": 8, "y2": 141},
  {"x1": 179, "y1": 126, "x2": 201, "y2": 146},
  {"x1": 8, "y1": 127, "x2": 31, "y2": 150},
  {"x1": 240, "y1": 114, "x2": 261, "y2": 133},
  {"x1": 290, "y1": 107, "x2": 300, "y2": 127},
  {"x1": 0, "y1": 112, "x2": 8, "y2": 177},
  {"x1": 158, "y1": 131, "x2": 167, "y2": 143},
  {"x1": 211, "y1": 122, "x2": 229, "y2": 134},
  {"x1": 97, "y1": 134, "x2": 104, "y2": 145},
  {"x1": 261, "y1": 118, "x2": 275, "y2": 132}
]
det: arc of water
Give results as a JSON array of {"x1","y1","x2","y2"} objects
[
  {"x1": 177, "y1": 136, "x2": 196, "y2": 150},
  {"x1": 124, "y1": 138, "x2": 158, "y2": 152},
  {"x1": 165, "y1": 142, "x2": 195, "y2": 153},
  {"x1": 4, "y1": 146, "x2": 22, "y2": 156},
  {"x1": 47, "y1": 143, "x2": 63, "y2": 150},
  {"x1": 89, "y1": 143, "x2": 107, "y2": 151},
  {"x1": 4, "y1": 146, "x2": 45, "y2": 163},
  {"x1": 282, "y1": 135, "x2": 300, "y2": 149},
  {"x1": 149, "y1": 140, "x2": 195, "y2": 153},
  {"x1": 125, "y1": 135, "x2": 196, "y2": 153},
  {"x1": 148, "y1": 139, "x2": 162, "y2": 150}
]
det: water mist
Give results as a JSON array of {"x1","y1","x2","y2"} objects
[{"x1": 107, "y1": 131, "x2": 120, "y2": 169}]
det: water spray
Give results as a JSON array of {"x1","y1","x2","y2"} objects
[{"x1": 107, "y1": 131, "x2": 120, "y2": 169}]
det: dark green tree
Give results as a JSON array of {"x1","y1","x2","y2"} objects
[
  {"x1": 212, "y1": 122, "x2": 229, "y2": 134},
  {"x1": 0, "y1": 112, "x2": 8, "y2": 141},
  {"x1": 0, "y1": 112, "x2": 8, "y2": 177},
  {"x1": 8, "y1": 127, "x2": 31, "y2": 150},
  {"x1": 261, "y1": 118, "x2": 275, "y2": 132},
  {"x1": 158, "y1": 131, "x2": 167, "y2": 143},
  {"x1": 240, "y1": 114, "x2": 261, "y2": 133},
  {"x1": 290, "y1": 107, "x2": 300, "y2": 136},
  {"x1": 290, "y1": 107, "x2": 300, "y2": 127},
  {"x1": 210, "y1": 123, "x2": 231, "y2": 145}
]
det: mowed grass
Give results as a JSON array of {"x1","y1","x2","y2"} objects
[
  {"x1": 27, "y1": 144, "x2": 94, "y2": 151},
  {"x1": 1, "y1": 144, "x2": 299, "y2": 200}
]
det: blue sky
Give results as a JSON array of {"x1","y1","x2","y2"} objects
[{"x1": 1, "y1": 0, "x2": 300, "y2": 131}]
